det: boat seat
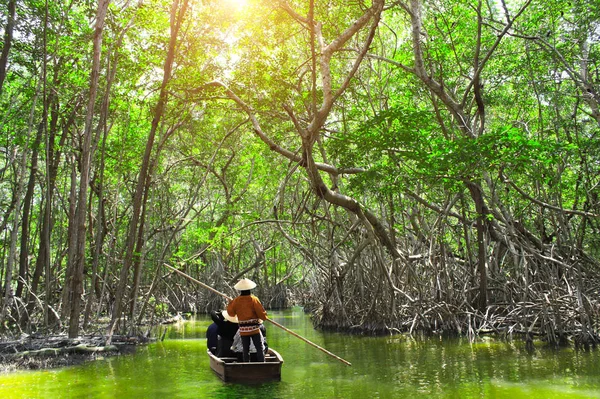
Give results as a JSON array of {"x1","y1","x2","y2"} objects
[{"x1": 219, "y1": 354, "x2": 279, "y2": 363}]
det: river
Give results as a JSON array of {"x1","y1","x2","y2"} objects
[{"x1": 1, "y1": 307, "x2": 599, "y2": 398}]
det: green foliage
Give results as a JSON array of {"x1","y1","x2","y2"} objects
[
  {"x1": 329, "y1": 100, "x2": 575, "y2": 195},
  {"x1": 149, "y1": 296, "x2": 169, "y2": 318},
  {"x1": 1, "y1": 0, "x2": 599, "y2": 330}
]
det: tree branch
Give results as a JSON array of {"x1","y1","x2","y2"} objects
[{"x1": 204, "y1": 81, "x2": 364, "y2": 176}]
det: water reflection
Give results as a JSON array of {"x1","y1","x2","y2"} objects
[{"x1": 0, "y1": 307, "x2": 599, "y2": 398}]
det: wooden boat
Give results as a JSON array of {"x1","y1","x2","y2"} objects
[{"x1": 207, "y1": 348, "x2": 284, "y2": 383}]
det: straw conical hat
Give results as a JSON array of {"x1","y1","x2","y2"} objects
[
  {"x1": 222, "y1": 310, "x2": 238, "y2": 323},
  {"x1": 234, "y1": 278, "x2": 257, "y2": 290}
]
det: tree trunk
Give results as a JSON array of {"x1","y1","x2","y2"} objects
[
  {"x1": 16, "y1": 114, "x2": 45, "y2": 299},
  {"x1": 16, "y1": 0, "x2": 51, "y2": 301},
  {"x1": 62, "y1": 154, "x2": 78, "y2": 320},
  {"x1": 1, "y1": 77, "x2": 42, "y2": 321},
  {"x1": 1, "y1": 171, "x2": 25, "y2": 322},
  {"x1": 107, "y1": 0, "x2": 188, "y2": 342},
  {"x1": 128, "y1": 187, "x2": 149, "y2": 326},
  {"x1": 29, "y1": 98, "x2": 74, "y2": 320},
  {"x1": 83, "y1": 18, "x2": 128, "y2": 327},
  {"x1": 68, "y1": 0, "x2": 111, "y2": 338},
  {"x1": 83, "y1": 115, "x2": 109, "y2": 329},
  {"x1": 96, "y1": 182, "x2": 121, "y2": 320},
  {"x1": 466, "y1": 182, "x2": 488, "y2": 311},
  {"x1": 0, "y1": 0, "x2": 16, "y2": 95}
]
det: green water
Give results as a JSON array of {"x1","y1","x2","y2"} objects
[{"x1": 1, "y1": 307, "x2": 599, "y2": 398}]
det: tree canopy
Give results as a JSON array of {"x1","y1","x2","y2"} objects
[{"x1": 0, "y1": 0, "x2": 599, "y2": 344}]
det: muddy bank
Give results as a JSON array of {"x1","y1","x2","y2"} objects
[
  {"x1": 0, "y1": 313, "x2": 190, "y2": 373},
  {"x1": 0, "y1": 334, "x2": 153, "y2": 373}
]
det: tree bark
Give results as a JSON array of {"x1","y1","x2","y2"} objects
[
  {"x1": 83, "y1": 119, "x2": 109, "y2": 329},
  {"x1": 83, "y1": 17, "x2": 130, "y2": 328},
  {"x1": 68, "y1": 0, "x2": 110, "y2": 338},
  {"x1": 466, "y1": 182, "x2": 488, "y2": 311},
  {"x1": 62, "y1": 153, "x2": 78, "y2": 320},
  {"x1": 0, "y1": 0, "x2": 16, "y2": 95},
  {"x1": 16, "y1": 111, "x2": 45, "y2": 299}
]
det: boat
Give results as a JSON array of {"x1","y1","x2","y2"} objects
[{"x1": 207, "y1": 348, "x2": 284, "y2": 383}]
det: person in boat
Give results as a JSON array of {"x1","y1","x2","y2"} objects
[
  {"x1": 230, "y1": 322, "x2": 268, "y2": 361},
  {"x1": 209, "y1": 309, "x2": 239, "y2": 357},
  {"x1": 206, "y1": 313, "x2": 219, "y2": 355},
  {"x1": 226, "y1": 278, "x2": 267, "y2": 362}
]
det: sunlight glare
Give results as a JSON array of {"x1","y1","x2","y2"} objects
[{"x1": 224, "y1": 0, "x2": 249, "y2": 10}]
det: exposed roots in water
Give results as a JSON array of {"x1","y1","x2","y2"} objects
[
  {"x1": 304, "y1": 240, "x2": 600, "y2": 348},
  {"x1": 310, "y1": 297, "x2": 599, "y2": 348}
]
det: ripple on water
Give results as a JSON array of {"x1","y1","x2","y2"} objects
[{"x1": 1, "y1": 309, "x2": 599, "y2": 399}]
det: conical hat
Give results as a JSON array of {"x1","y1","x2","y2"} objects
[
  {"x1": 234, "y1": 278, "x2": 257, "y2": 290},
  {"x1": 222, "y1": 310, "x2": 238, "y2": 323}
]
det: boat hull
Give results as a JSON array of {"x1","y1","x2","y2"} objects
[{"x1": 208, "y1": 348, "x2": 284, "y2": 383}]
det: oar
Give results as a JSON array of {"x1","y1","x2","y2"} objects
[{"x1": 164, "y1": 263, "x2": 352, "y2": 366}]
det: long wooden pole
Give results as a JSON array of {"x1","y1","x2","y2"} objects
[
  {"x1": 164, "y1": 263, "x2": 352, "y2": 366},
  {"x1": 264, "y1": 317, "x2": 352, "y2": 366}
]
